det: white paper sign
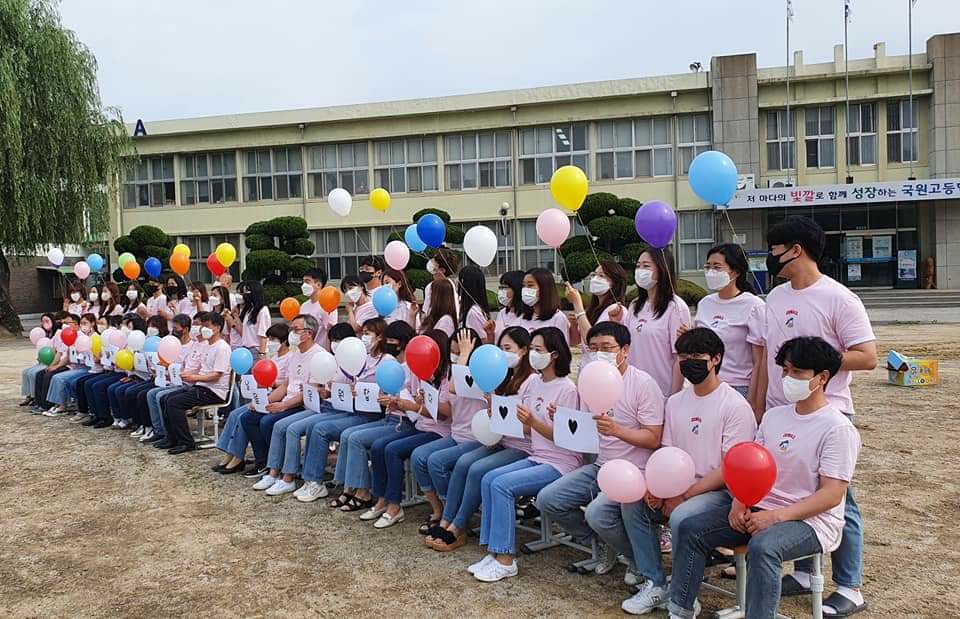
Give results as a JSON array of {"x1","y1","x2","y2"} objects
[
  {"x1": 86, "y1": 353, "x2": 96, "y2": 369},
  {"x1": 452, "y1": 364, "x2": 486, "y2": 400},
  {"x1": 154, "y1": 366, "x2": 168, "y2": 387},
  {"x1": 102, "y1": 346, "x2": 115, "y2": 370},
  {"x1": 133, "y1": 352, "x2": 148, "y2": 373},
  {"x1": 145, "y1": 352, "x2": 160, "y2": 370},
  {"x1": 422, "y1": 382, "x2": 440, "y2": 421},
  {"x1": 251, "y1": 388, "x2": 270, "y2": 413},
  {"x1": 355, "y1": 382, "x2": 381, "y2": 413},
  {"x1": 69, "y1": 348, "x2": 79, "y2": 364},
  {"x1": 303, "y1": 384, "x2": 322, "y2": 412},
  {"x1": 553, "y1": 407, "x2": 600, "y2": 454},
  {"x1": 169, "y1": 363, "x2": 183, "y2": 386},
  {"x1": 239, "y1": 374, "x2": 257, "y2": 399},
  {"x1": 489, "y1": 394, "x2": 524, "y2": 439},
  {"x1": 331, "y1": 383, "x2": 354, "y2": 412}
]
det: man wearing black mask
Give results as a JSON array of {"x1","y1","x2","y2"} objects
[{"x1": 359, "y1": 255, "x2": 384, "y2": 293}]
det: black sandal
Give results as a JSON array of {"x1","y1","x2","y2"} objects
[
  {"x1": 340, "y1": 496, "x2": 373, "y2": 512},
  {"x1": 822, "y1": 592, "x2": 868, "y2": 617},
  {"x1": 780, "y1": 574, "x2": 812, "y2": 597},
  {"x1": 329, "y1": 493, "x2": 353, "y2": 509},
  {"x1": 418, "y1": 515, "x2": 441, "y2": 535}
]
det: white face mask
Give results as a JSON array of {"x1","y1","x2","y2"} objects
[
  {"x1": 346, "y1": 287, "x2": 362, "y2": 303},
  {"x1": 70, "y1": 292, "x2": 81, "y2": 302},
  {"x1": 634, "y1": 268, "x2": 657, "y2": 290},
  {"x1": 361, "y1": 334, "x2": 374, "y2": 351},
  {"x1": 289, "y1": 331, "x2": 301, "y2": 347},
  {"x1": 126, "y1": 290, "x2": 138, "y2": 301},
  {"x1": 267, "y1": 340, "x2": 281, "y2": 358},
  {"x1": 231, "y1": 293, "x2": 243, "y2": 307},
  {"x1": 146, "y1": 327, "x2": 159, "y2": 337},
  {"x1": 521, "y1": 288, "x2": 538, "y2": 307},
  {"x1": 209, "y1": 295, "x2": 222, "y2": 306},
  {"x1": 588, "y1": 276, "x2": 611, "y2": 296},
  {"x1": 200, "y1": 326, "x2": 214, "y2": 340},
  {"x1": 189, "y1": 325, "x2": 201, "y2": 340},
  {"x1": 301, "y1": 282, "x2": 315, "y2": 296},
  {"x1": 497, "y1": 289, "x2": 510, "y2": 307},
  {"x1": 449, "y1": 352, "x2": 459, "y2": 363},
  {"x1": 589, "y1": 351, "x2": 620, "y2": 368},
  {"x1": 101, "y1": 292, "x2": 111, "y2": 302},
  {"x1": 782, "y1": 375, "x2": 816, "y2": 403},
  {"x1": 330, "y1": 341, "x2": 340, "y2": 354},
  {"x1": 426, "y1": 260, "x2": 437, "y2": 275},
  {"x1": 88, "y1": 292, "x2": 99, "y2": 302},
  {"x1": 705, "y1": 269, "x2": 732, "y2": 291},
  {"x1": 528, "y1": 350, "x2": 552, "y2": 371},
  {"x1": 502, "y1": 350, "x2": 520, "y2": 369}
]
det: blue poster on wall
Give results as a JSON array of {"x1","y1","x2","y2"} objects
[{"x1": 898, "y1": 250, "x2": 917, "y2": 280}]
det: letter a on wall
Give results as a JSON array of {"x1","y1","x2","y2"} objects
[{"x1": 133, "y1": 119, "x2": 147, "y2": 137}]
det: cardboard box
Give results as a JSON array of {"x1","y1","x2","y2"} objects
[{"x1": 886, "y1": 350, "x2": 940, "y2": 387}]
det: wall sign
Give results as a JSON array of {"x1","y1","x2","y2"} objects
[{"x1": 723, "y1": 178, "x2": 960, "y2": 210}]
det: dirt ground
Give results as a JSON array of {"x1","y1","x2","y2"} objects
[{"x1": 1, "y1": 324, "x2": 958, "y2": 618}]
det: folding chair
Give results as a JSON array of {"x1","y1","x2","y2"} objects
[
  {"x1": 400, "y1": 459, "x2": 427, "y2": 508},
  {"x1": 192, "y1": 371, "x2": 236, "y2": 449},
  {"x1": 519, "y1": 509, "x2": 600, "y2": 572}
]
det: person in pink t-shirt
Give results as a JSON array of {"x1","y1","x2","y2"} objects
[
  {"x1": 564, "y1": 260, "x2": 628, "y2": 351},
  {"x1": 488, "y1": 270, "x2": 524, "y2": 344},
  {"x1": 342, "y1": 274, "x2": 379, "y2": 335},
  {"x1": 420, "y1": 278, "x2": 458, "y2": 337},
  {"x1": 517, "y1": 267, "x2": 573, "y2": 344},
  {"x1": 380, "y1": 267, "x2": 420, "y2": 328},
  {"x1": 669, "y1": 336, "x2": 861, "y2": 619},
  {"x1": 422, "y1": 247, "x2": 460, "y2": 316},
  {"x1": 457, "y1": 265, "x2": 490, "y2": 339},
  {"x1": 299, "y1": 268, "x2": 337, "y2": 351},
  {"x1": 235, "y1": 280, "x2": 271, "y2": 358}
]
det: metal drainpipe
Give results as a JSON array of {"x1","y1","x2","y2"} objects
[
  {"x1": 511, "y1": 108, "x2": 520, "y2": 270},
  {"x1": 299, "y1": 125, "x2": 308, "y2": 221},
  {"x1": 672, "y1": 92, "x2": 681, "y2": 274}
]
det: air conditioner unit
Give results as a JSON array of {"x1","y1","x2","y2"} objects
[
  {"x1": 737, "y1": 174, "x2": 756, "y2": 191},
  {"x1": 767, "y1": 178, "x2": 794, "y2": 189}
]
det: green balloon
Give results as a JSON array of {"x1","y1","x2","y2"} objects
[
  {"x1": 118, "y1": 252, "x2": 135, "y2": 267},
  {"x1": 37, "y1": 346, "x2": 55, "y2": 366}
]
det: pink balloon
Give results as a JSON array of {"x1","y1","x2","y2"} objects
[
  {"x1": 536, "y1": 208, "x2": 571, "y2": 249},
  {"x1": 74, "y1": 333, "x2": 91, "y2": 353},
  {"x1": 73, "y1": 261, "x2": 91, "y2": 280},
  {"x1": 384, "y1": 240, "x2": 410, "y2": 270},
  {"x1": 36, "y1": 337, "x2": 52, "y2": 351},
  {"x1": 157, "y1": 335, "x2": 182, "y2": 365},
  {"x1": 109, "y1": 330, "x2": 127, "y2": 349},
  {"x1": 645, "y1": 447, "x2": 697, "y2": 499},
  {"x1": 29, "y1": 327, "x2": 45, "y2": 346},
  {"x1": 597, "y1": 459, "x2": 647, "y2": 503},
  {"x1": 577, "y1": 360, "x2": 625, "y2": 415}
]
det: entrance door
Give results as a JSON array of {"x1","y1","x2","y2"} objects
[{"x1": 840, "y1": 233, "x2": 896, "y2": 287}]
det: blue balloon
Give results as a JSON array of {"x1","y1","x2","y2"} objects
[
  {"x1": 143, "y1": 335, "x2": 160, "y2": 353},
  {"x1": 688, "y1": 150, "x2": 739, "y2": 206},
  {"x1": 416, "y1": 213, "x2": 446, "y2": 249},
  {"x1": 144, "y1": 257, "x2": 162, "y2": 279},
  {"x1": 376, "y1": 358, "x2": 405, "y2": 395},
  {"x1": 372, "y1": 286, "x2": 398, "y2": 317},
  {"x1": 404, "y1": 224, "x2": 427, "y2": 253},
  {"x1": 468, "y1": 344, "x2": 509, "y2": 393},
  {"x1": 86, "y1": 253, "x2": 104, "y2": 272},
  {"x1": 230, "y1": 347, "x2": 254, "y2": 375}
]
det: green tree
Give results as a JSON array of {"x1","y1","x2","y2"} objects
[
  {"x1": 111, "y1": 225, "x2": 173, "y2": 282},
  {"x1": 0, "y1": 0, "x2": 130, "y2": 334},
  {"x1": 242, "y1": 216, "x2": 315, "y2": 304}
]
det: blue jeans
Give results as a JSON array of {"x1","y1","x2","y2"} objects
[
  {"x1": 108, "y1": 379, "x2": 142, "y2": 420},
  {"x1": 22, "y1": 364, "x2": 44, "y2": 397},
  {"x1": 239, "y1": 408, "x2": 302, "y2": 467},
  {"x1": 425, "y1": 440, "x2": 481, "y2": 498},
  {"x1": 46, "y1": 368, "x2": 88, "y2": 405},
  {"x1": 301, "y1": 412, "x2": 375, "y2": 483},
  {"x1": 537, "y1": 462, "x2": 601, "y2": 544},
  {"x1": 732, "y1": 384, "x2": 750, "y2": 398},
  {"x1": 479, "y1": 459, "x2": 561, "y2": 555},
  {"x1": 334, "y1": 417, "x2": 401, "y2": 490},
  {"x1": 147, "y1": 386, "x2": 183, "y2": 436},
  {"x1": 217, "y1": 405, "x2": 250, "y2": 459},
  {"x1": 87, "y1": 373, "x2": 123, "y2": 420},
  {"x1": 441, "y1": 445, "x2": 527, "y2": 530},
  {"x1": 668, "y1": 504, "x2": 822, "y2": 619},
  {"x1": 411, "y1": 436, "x2": 456, "y2": 493},
  {"x1": 374, "y1": 430, "x2": 441, "y2": 504},
  {"x1": 266, "y1": 410, "x2": 329, "y2": 475}
]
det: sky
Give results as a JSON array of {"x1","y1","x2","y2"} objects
[{"x1": 58, "y1": 0, "x2": 960, "y2": 122}]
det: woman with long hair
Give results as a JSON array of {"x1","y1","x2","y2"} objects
[
  {"x1": 381, "y1": 267, "x2": 419, "y2": 328},
  {"x1": 342, "y1": 274, "x2": 378, "y2": 335},
  {"x1": 458, "y1": 265, "x2": 489, "y2": 340},
  {"x1": 145, "y1": 279, "x2": 168, "y2": 318},
  {"x1": 185, "y1": 281, "x2": 211, "y2": 318},
  {"x1": 236, "y1": 280, "x2": 271, "y2": 358},
  {"x1": 420, "y1": 278, "x2": 457, "y2": 337},
  {"x1": 20, "y1": 312, "x2": 60, "y2": 407},
  {"x1": 122, "y1": 282, "x2": 146, "y2": 315},
  {"x1": 158, "y1": 274, "x2": 187, "y2": 320},
  {"x1": 564, "y1": 260, "x2": 627, "y2": 349},
  {"x1": 100, "y1": 281, "x2": 124, "y2": 316},
  {"x1": 489, "y1": 270, "x2": 524, "y2": 343},
  {"x1": 85, "y1": 284, "x2": 102, "y2": 318},
  {"x1": 518, "y1": 267, "x2": 571, "y2": 343},
  {"x1": 63, "y1": 279, "x2": 87, "y2": 316}
]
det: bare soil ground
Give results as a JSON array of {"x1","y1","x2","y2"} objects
[{"x1": 1, "y1": 324, "x2": 958, "y2": 618}]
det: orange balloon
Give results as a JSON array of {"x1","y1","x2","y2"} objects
[
  {"x1": 122, "y1": 260, "x2": 141, "y2": 280},
  {"x1": 319, "y1": 286, "x2": 340, "y2": 313},
  {"x1": 280, "y1": 297, "x2": 301, "y2": 321},
  {"x1": 169, "y1": 253, "x2": 190, "y2": 276}
]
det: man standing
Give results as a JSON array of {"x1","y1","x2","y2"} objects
[
  {"x1": 359, "y1": 256, "x2": 384, "y2": 294},
  {"x1": 300, "y1": 268, "x2": 337, "y2": 351}
]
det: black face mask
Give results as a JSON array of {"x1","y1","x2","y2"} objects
[
  {"x1": 381, "y1": 343, "x2": 400, "y2": 356},
  {"x1": 679, "y1": 359, "x2": 712, "y2": 385},
  {"x1": 359, "y1": 272, "x2": 374, "y2": 284},
  {"x1": 165, "y1": 286, "x2": 178, "y2": 298},
  {"x1": 766, "y1": 247, "x2": 798, "y2": 280},
  {"x1": 172, "y1": 329, "x2": 183, "y2": 339},
  {"x1": 145, "y1": 284, "x2": 158, "y2": 296}
]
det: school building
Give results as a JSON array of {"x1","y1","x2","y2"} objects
[{"x1": 114, "y1": 32, "x2": 960, "y2": 292}]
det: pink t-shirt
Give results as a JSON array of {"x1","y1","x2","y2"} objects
[
  {"x1": 181, "y1": 301, "x2": 211, "y2": 319},
  {"x1": 519, "y1": 310, "x2": 571, "y2": 344},
  {"x1": 241, "y1": 306, "x2": 272, "y2": 349},
  {"x1": 176, "y1": 340, "x2": 194, "y2": 365},
  {"x1": 184, "y1": 341, "x2": 207, "y2": 373},
  {"x1": 597, "y1": 366, "x2": 665, "y2": 469},
  {"x1": 146, "y1": 294, "x2": 167, "y2": 317},
  {"x1": 301, "y1": 298, "x2": 337, "y2": 351},
  {"x1": 450, "y1": 392, "x2": 483, "y2": 443},
  {"x1": 196, "y1": 338, "x2": 232, "y2": 400},
  {"x1": 695, "y1": 293, "x2": 766, "y2": 387},
  {"x1": 423, "y1": 281, "x2": 460, "y2": 316},
  {"x1": 87, "y1": 304, "x2": 102, "y2": 318},
  {"x1": 755, "y1": 402, "x2": 861, "y2": 553},
  {"x1": 463, "y1": 305, "x2": 488, "y2": 338},
  {"x1": 580, "y1": 302, "x2": 626, "y2": 353},
  {"x1": 521, "y1": 374, "x2": 583, "y2": 476},
  {"x1": 413, "y1": 377, "x2": 453, "y2": 436},
  {"x1": 662, "y1": 382, "x2": 757, "y2": 480},
  {"x1": 423, "y1": 314, "x2": 456, "y2": 337},
  {"x1": 394, "y1": 362, "x2": 420, "y2": 418},
  {"x1": 282, "y1": 343, "x2": 321, "y2": 404},
  {"x1": 385, "y1": 300, "x2": 416, "y2": 327},
  {"x1": 622, "y1": 295, "x2": 691, "y2": 397},
  {"x1": 177, "y1": 298, "x2": 196, "y2": 317},
  {"x1": 274, "y1": 351, "x2": 292, "y2": 384},
  {"x1": 52, "y1": 329, "x2": 68, "y2": 355},
  {"x1": 756, "y1": 276, "x2": 875, "y2": 414},
  {"x1": 229, "y1": 326, "x2": 243, "y2": 349},
  {"x1": 67, "y1": 302, "x2": 86, "y2": 316},
  {"x1": 355, "y1": 352, "x2": 387, "y2": 384},
  {"x1": 494, "y1": 309, "x2": 522, "y2": 342},
  {"x1": 353, "y1": 300, "x2": 379, "y2": 329}
]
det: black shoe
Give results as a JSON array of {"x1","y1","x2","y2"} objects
[
  {"x1": 220, "y1": 463, "x2": 244, "y2": 475},
  {"x1": 142, "y1": 434, "x2": 164, "y2": 443},
  {"x1": 210, "y1": 463, "x2": 228, "y2": 473},
  {"x1": 80, "y1": 417, "x2": 98, "y2": 427},
  {"x1": 153, "y1": 440, "x2": 175, "y2": 450},
  {"x1": 92, "y1": 419, "x2": 113, "y2": 428},
  {"x1": 168, "y1": 445, "x2": 196, "y2": 455},
  {"x1": 243, "y1": 464, "x2": 267, "y2": 478},
  {"x1": 19, "y1": 398, "x2": 34, "y2": 407}
]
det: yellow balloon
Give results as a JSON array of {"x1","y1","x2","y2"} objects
[
  {"x1": 549, "y1": 165, "x2": 589, "y2": 211},
  {"x1": 90, "y1": 334, "x2": 102, "y2": 357},
  {"x1": 370, "y1": 188, "x2": 391, "y2": 212},
  {"x1": 215, "y1": 242, "x2": 237, "y2": 268},
  {"x1": 115, "y1": 349, "x2": 134, "y2": 371},
  {"x1": 173, "y1": 243, "x2": 191, "y2": 259}
]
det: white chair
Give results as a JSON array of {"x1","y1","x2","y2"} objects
[{"x1": 191, "y1": 372, "x2": 236, "y2": 449}]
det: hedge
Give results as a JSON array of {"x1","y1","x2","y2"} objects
[
  {"x1": 265, "y1": 216, "x2": 308, "y2": 238},
  {"x1": 287, "y1": 256, "x2": 315, "y2": 279},
  {"x1": 282, "y1": 237, "x2": 316, "y2": 256},
  {"x1": 245, "y1": 233, "x2": 275, "y2": 251},
  {"x1": 562, "y1": 250, "x2": 614, "y2": 283},
  {"x1": 129, "y1": 225, "x2": 169, "y2": 248},
  {"x1": 245, "y1": 249, "x2": 291, "y2": 277}
]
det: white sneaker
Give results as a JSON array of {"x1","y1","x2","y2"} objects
[
  {"x1": 41, "y1": 407, "x2": 60, "y2": 417},
  {"x1": 595, "y1": 542, "x2": 618, "y2": 575},
  {"x1": 294, "y1": 481, "x2": 328, "y2": 502},
  {"x1": 359, "y1": 505, "x2": 387, "y2": 521},
  {"x1": 473, "y1": 558, "x2": 519, "y2": 583},
  {"x1": 622, "y1": 580, "x2": 669, "y2": 615},
  {"x1": 117, "y1": 419, "x2": 131, "y2": 429},
  {"x1": 373, "y1": 508, "x2": 405, "y2": 529},
  {"x1": 467, "y1": 554, "x2": 495, "y2": 575},
  {"x1": 265, "y1": 479, "x2": 297, "y2": 496},
  {"x1": 111, "y1": 419, "x2": 121, "y2": 428},
  {"x1": 625, "y1": 567, "x2": 643, "y2": 587},
  {"x1": 130, "y1": 426, "x2": 144, "y2": 437},
  {"x1": 668, "y1": 599, "x2": 701, "y2": 618},
  {"x1": 252, "y1": 475, "x2": 278, "y2": 491},
  {"x1": 139, "y1": 429, "x2": 155, "y2": 443}
]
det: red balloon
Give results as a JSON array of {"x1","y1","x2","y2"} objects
[
  {"x1": 252, "y1": 359, "x2": 278, "y2": 388},
  {"x1": 206, "y1": 253, "x2": 226, "y2": 277},
  {"x1": 722, "y1": 442, "x2": 778, "y2": 507},
  {"x1": 60, "y1": 326, "x2": 78, "y2": 347},
  {"x1": 406, "y1": 335, "x2": 440, "y2": 381}
]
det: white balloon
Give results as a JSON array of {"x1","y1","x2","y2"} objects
[
  {"x1": 334, "y1": 336, "x2": 367, "y2": 376},
  {"x1": 328, "y1": 187, "x2": 353, "y2": 217},
  {"x1": 310, "y1": 348, "x2": 338, "y2": 384},
  {"x1": 47, "y1": 247, "x2": 64, "y2": 266},
  {"x1": 463, "y1": 225, "x2": 498, "y2": 267},
  {"x1": 126, "y1": 330, "x2": 146, "y2": 352},
  {"x1": 470, "y1": 410, "x2": 502, "y2": 446}
]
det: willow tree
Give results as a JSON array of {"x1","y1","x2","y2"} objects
[{"x1": 0, "y1": 0, "x2": 130, "y2": 334}]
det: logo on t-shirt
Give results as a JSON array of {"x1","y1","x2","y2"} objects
[
  {"x1": 690, "y1": 416, "x2": 701, "y2": 435},
  {"x1": 635, "y1": 318, "x2": 647, "y2": 334},
  {"x1": 784, "y1": 309, "x2": 799, "y2": 328},
  {"x1": 778, "y1": 432, "x2": 796, "y2": 452},
  {"x1": 709, "y1": 314, "x2": 724, "y2": 328},
  {"x1": 533, "y1": 397, "x2": 544, "y2": 413}
]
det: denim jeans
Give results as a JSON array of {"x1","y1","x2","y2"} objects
[
  {"x1": 266, "y1": 410, "x2": 331, "y2": 475},
  {"x1": 74, "y1": 372, "x2": 102, "y2": 413},
  {"x1": 108, "y1": 379, "x2": 142, "y2": 420},
  {"x1": 46, "y1": 368, "x2": 88, "y2": 405},
  {"x1": 536, "y1": 462, "x2": 601, "y2": 544},
  {"x1": 239, "y1": 408, "x2": 303, "y2": 467},
  {"x1": 411, "y1": 436, "x2": 456, "y2": 493},
  {"x1": 147, "y1": 386, "x2": 183, "y2": 436},
  {"x1": 86, "y1": 373, "x2": 123, "y2": 420},
  {"x1": 124, "y1": 380, "x2": 157, "y2": 427},
  {"x1": 217, "y1": 405, "x2": 250, "y2": 458},
  {"x1": 441, "y1": 445, "x2": 527, "y2": 530},
  {"x1": 668, "y1": 504, "x2": 822, "y2": 619},
  {"x1": 301, "y1": 412, "x2": 375, "y2": 483},
  {"x1": 21, "y1": 364, "x2": 44, "y2": 397},
  {"x1": 424, "y1": 440, "x2": 481, "y2": 498},
  {"x1": 373, "y1": 430, "x2": 441, "y2": 504},
  {"x1": 479, "y1": 459, "x2": 561, "y2": 555},
  {"x1": 732, "y1": 384, "x2": 750, "y2": 398},
  {"x1": 334, "y1": 417, "x2": 401, "y2": 490}
]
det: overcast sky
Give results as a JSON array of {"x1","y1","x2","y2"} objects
[{"x1": 59, "y1": 0, "x2": 959, "y2": 122}]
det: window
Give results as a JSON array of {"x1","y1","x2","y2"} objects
[
  {"x1": 805, "y1": 106, "x2": 836, "y2": 169},
  {"x1": 373, "y1": 137, "x2": 438, "y2": 193},
  {"x1": 307, "y1": 142, "x2": 369, "y2": 198},
  {"x1": 445, "y1": 131, "x2": 512, "y2": 190},
  {"x1": 765, "y1": 110, "x2": 796, "y2": 171},
  {"x1": 678, "y1": 210, "x2": 714, "y2": 271},
  {"x1": 123, "y1": 156, "x2": 174, "y2": 208},
  {"x1": 846, "y1": 103, "x2": 876, "y2": 166},
  {"x1": 178, "y1": 234, "x2": 241, "y2": 284},
  {"x1": 181, "y1": 152, "x2": 237, "y2": 205},
  {"x1": 519, "y1": 123, "x2": 589, "y2": 185},
  {"x1": 242, "y1": 148, "x2": 303, "y2": 202},
  {"x1": 887, "y1": 100, "x2": 919, "y2": 163},
  {"x1": 678, "y1": 114, "x2": 711, "y2": 174},
  {"x1": 520, "y1": 219, "x2": 563, "y2": 273},
  {"x1": 311, "y1": 228, "x2": 374, "y2": 280},
  {"x1": 597, "y1": 117, "x2": 673, "y2": 180}
]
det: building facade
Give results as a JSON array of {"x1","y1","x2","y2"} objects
[{"x1": 115, "y1": 33, "x2": 960, "y2": 290}]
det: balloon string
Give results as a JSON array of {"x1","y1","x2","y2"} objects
[
  {"x1": 576, "y1": 212, "x2": 603, "y2": 271},
  {"x1": 720, "y1": 208, "x2": 765, "y2": 293}
]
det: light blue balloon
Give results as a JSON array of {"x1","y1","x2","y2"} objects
[
  {"x1": 230, "y1": 347, "x2": 254, "y2": 375},
  {"x1": 688, "y1": 150, "x2": 739, "y2": 206},
  {"x1": 143, "y1": 335, "x2": 160, "y2": 353},
  {"x1": 468, "y1": 344, "x2": 509, "y2": 393},
  {"x1": 405, "y1": 224, "x2": 427, "y2": 253},
  {"x1": 86, "y1": 253, "x2": 104, "y2": 272},
  {"x1": 372, "y1": 286, "x2": 398, "y2": 317},
  {"x1": 376, "y1": 358, "x2": 405, "y2": 395}
]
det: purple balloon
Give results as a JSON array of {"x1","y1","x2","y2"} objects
[{"x1": 634, "y1": 201, "x2": 677, "y2": 249}]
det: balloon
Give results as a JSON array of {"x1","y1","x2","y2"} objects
[
  {"x1": 87, "y1": 253, "x2": 105, "y2": 272},
  {"x1": 29, "y1": 327, "x2": 45, "y2": 346},
  {"x1": 126, "y1": 330, "x2": 146, "y2": 352},
  {"x1": 375, "y1": 358, "x2": 406, "y2": 395},
  {"x1": 471, "y1": 410, "x2": 502, "y2": 447},
  {"x1": 216, "y1": 242, "x2": 237, "y2": 268},
  {"x1": 310, "y1": 348, "x2": 338, "y2": 384},
  {"x1": 157, "y1": 335, "x2": 181, "y2": 365},
  {"x1": 416, "y1": 213, "x2": 446, "y2": 249},
  {"x1": 404, "y1": 224, "x2": 427, "y2": 253},
  {"x1": 689, "y1": 150, "x2": 739, "y2": 206},
  {"x1": 328, "y1": 187, "x2": 353, "y2": 217},
  {"x1": 577, "y1": 360, "x2": 625, "y2": 415},
  {"x1": 463, "y1": 225, "x2": 498, "y2": 267},
  {"x1": 47, "y1": 247, "x2": 64, "y2": 266},
  {"x1": 74, "y1": 333, "x2": 91, "y2": 353},
  {"x1": 73, "y1": 261, "x2": 91, "y2": 280},
  {"x1": 109, "y1": 329, "x2": 127, "y2": 349},
  {"x1": 117, "y1": 252, "x2": 135, "y2": 267},
  {"x1": 252, "y1": 359, "x2": 278, "y2": 388},
  {"x1": 634, "y1": 201, "x2": 677, "y2": 249},
  {"x1": 723, "y1": 442, "x2": 778, "y2": 507},
  {"x1": 598, "y1": 459, "x2": 647, "y2": 503},
  {"x1": 319, "y1": 286, "x2": 341, "y2": 313},
  {"x1": 334, "y1": 337, "x2": 368, "y2": 377},
  {"x1": 169, "y1": 253, "x2": 190, "y2": 276},
  {"x1": 36, "y1": 337, "x2": 52, "y2": 351},
  {"x1": 280, "y1": 297, "x2": 301, "y2": 321},
  {"x1": 549, "y1": 165, "x2": 589, "y2": 211},
  {"x1": 60, "y1": 326, "x2": 78, "y2": 346},
  {"x1": 143, "y1": 335, "x2": 160, "y2": 354},
  {"x1": 144, "y1": 257, "x2": 162, "y2": 279},
  {"x1": 38, "y1": 346, "x2": 56, "y2": 366},
  {"x1": 115, "y1": 349, "x2": 135, "y2": 371},
  {"x1": 90, "y1": 333, "x2": 102, "y2": 357},
  {"x1": 206, "y1": 253, "x2": 226, "y2": 277},
  {"x1": 645, "y1": 447, "x2": 697, "y2": 499},
  {"x1": 372, "y1": 286, "x2": 398, "y2": 317},
  {"x1": 370, "y1": 187, "x2": 391, "y2": 212},
  {"x1": 468, "y1": 344, "x2": 509, "y2": 393},
  {"x1": 173, "y1": 243, "x2": 191, "y2": 259},
  {"x1": 406, "y1": 335, "x2": 440, "y2": 381},
  {"x1": 230, "y1": 347, "x2": 254, "y2": 375},
  {"x1": 535, "y1": 208, "x2": 571, "y2": 249},
  {"x1": 384, "y1": 240, "x2": 410, "y2": 270},
  {"x1": 122, "y1": 261, "x2": 141, "y2": 280}
]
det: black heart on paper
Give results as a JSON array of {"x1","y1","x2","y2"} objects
[
  {"x1": 498, "y1": 406, "x2": 509, "y2": 420},
  {"x1": 465, "y1": 375, "x2": 475, "y2": 387},
  {"x1": 568, "y1": 419, "x2": 578, "y2": 435}
]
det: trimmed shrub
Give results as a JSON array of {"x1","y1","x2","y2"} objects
[
  {"x1": 588, "y1": 216, "x2": 635, "y2": 252},
  {"x1": 245, "y1": 221, "x2": 270, "y2": 236},
  {"x1": 263, "y1": 284, "x2": 288, "y2": 306},
  {"x1": 577, "y1": 192, "x2": 621, "y2": 224},
  {"x1": 143, "y1": 244, "x2": 170, "y2": 261},
  {"x1": 245, "y1": 249, "x2": 291, "y2": 277},
  {"x1": 265, "y1": 216, "x2": 308, "y2": 238},
  {"x1": 412, "y1": 208, "x2": 451, "y2": 223},
  {"x1": 619, "y1": 197, "x2": 643, "y2": 220},
  {"x1": 406, "y1": 269, "x2": 432, "y2": 294},
  {"x1": 562, "y1": 250, "x2": 613, "y2": 283},
  {"x1": 287, "y1": 257, "x2": 314, "y2": 279},
  {"x1": 559, "y1": 235, "x2": 591, "y2": 258},
  {"x1": 620, "y1": 242, "x2": 646, "y2": 266},
  {"x1": 113, "y1": 236, "x2": 139, "y2": 256},
  {"x1": 129, "y1": 225, "x2": 169, "y2": 248},
  {"x1": 245, "y1": 233, "x2": 275, "y2": 251},
  {"x1": 282, "y1": 237, "x2": 316, "y2": 256}
]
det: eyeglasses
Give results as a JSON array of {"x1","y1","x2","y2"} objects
[{"x1": 588, "y1": 345, "x2": 621, "y2": 353}]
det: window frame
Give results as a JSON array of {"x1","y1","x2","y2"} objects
[
  {"x1": 678, "y1": 114, "x2": 712, "y2": 175},
  {"x1": 886, "y1": 100, "x2": 920, "y2": 164},
  {"x1": 765, "y1": 109, "x2": 797, "y2": 171},
  {"x1": 123, "y1": 155, "x2": 175, "y2": 209},
  {"x1": 242, "y1": 147, "x2": 303, "y2": 202},
  {"x1": 306, "y1": 142, "x2": 370, "y2": 198},
  {"x1": 804, "y1": 106, "x2": 836, "y2": 169},
  {"x1": 181, "y1": 151, "x2": 238, "y2": 206},
  {"x1": 310, "y1": 227, "x2": 375, "y2": 282},
  {"x1": 596, "y1": 117, "x2": 674, "y2": 180},
  {"x1": 846, "y1": 103, "x2": 877, "y2": 167},
  {"x1": 444, "y1": 131, "x2": 513, "y2": 191},
  {"x1": 518, "y1": 123, "x2": 590, "y2": 185},
  {"x1": 678, "y1": 210, "x2": 714, "y2": 272},
  {"x1": 373, "y1": 137, "x2": 438, "y2": 194}
]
